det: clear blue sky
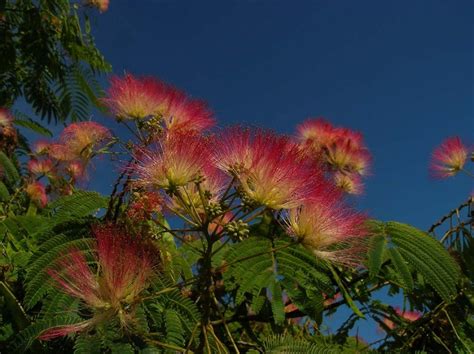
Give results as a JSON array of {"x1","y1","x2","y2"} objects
[{"x1": 24, "y1": 0, "x2": 474, "y2": 345}]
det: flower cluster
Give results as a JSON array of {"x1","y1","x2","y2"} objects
[
  {"x1": 214, "y1": 128, "x2": 321, "y2": 210},
  {"x1": 430, "y1": 136, "x2": 472, "y2": 178},
  {"x1": 102, "y1": 74, "x2": 214, "y2": 133},
  {"x1": 99, "y1": 74, "x2": 371, "y2": 264},
  {"x1": 297, "y1": 118, "x2": 371, "y2": 194},
  {"x1": 283, "y1": 185, "x2": 367, "y2": 265},
  {"x1": 27, "y1": 122, "x2": 112, "y2": 204},
  {"x1": 40, "y1": 225, "x2": 158, "y2": 339}
]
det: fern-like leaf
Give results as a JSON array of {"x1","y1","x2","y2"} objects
[
  {"x1": 9, "y1": 314, "x2": 82, "y2": 352},
  {"x1": 47, "y1": 190, "x2": 108, "y2": 220},
  {"x1": 0, "y1": 152, "x2": 20, "y2": 185}
]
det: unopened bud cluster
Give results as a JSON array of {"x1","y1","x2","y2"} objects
[{"x1": 225, "y1": 220, "x2": 249, "y2": 239}]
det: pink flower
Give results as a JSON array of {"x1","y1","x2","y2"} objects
[
  {"x1": 430, "y1": 137, "x2": 469, "y2": 178},
  {"x1": 44, "y1": 225, "x2": 158, "y2": 338},
  {"x1": 66, "y1": 161, "x2": 85, "y2": 180},
  {"x1": 95, "y1": 225, "x2": 157, "y2": 306},
  {"x1": 127, "y1": 192, "x2": 163, "y2": 220},
  {"x1": 103, "y1": 74, "x2": 166, "y2": 120},
  {"x1": 134, "y1": 132, "x2": 211, "y2": 190},
  {"x1": 25, "y1": 182, "x2": 47, "y2": 207},
  {"x1": 326, "y1": 139, "x2": 371, "y2": 175},
  {"x1": 39, "y1": 321, "x2": 92, "y2": 341},
  {"x1": 33, "y1": 140, "x2": 50, "y2": 155},
  {"x1": 297, "y1": 118, "x2": 371, "y2": 176},
  {"x1": 297, "y1": 118, "x2": 339, "y2": 150},
  {"x1": 159, "y1": 86, "x2": 214, "y2": 133},
  {"x1": 50, "y1": 122, "x2": 111, "y2": 161},
  {"x1": 383, "y1": 308, "x2": 422, "y2": 330},
  {"x1": 103, "y1": 74, "x2": 214, "y2": 132},
  {"x1": 28, "y1": 159, "x2": 54, "y2": 176},
  {"x1": 214, "y1": 128, "x2": 321, "y2": 210},
  {"x1": 283, "y1": 187, "x2": 367, "y2": 265},
  {"x1": 334, "y1": 172, "x2": 364, "y2": 195}
]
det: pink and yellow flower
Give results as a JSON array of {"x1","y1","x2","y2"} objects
[
  {"x1": 160, "y1": 86, "x2": 215, "y2": 133},
  {"x1": 103, "y1": 74, "x2": 166, "y2": 120},
  {"x1": 40, "y1": 225, "x2": 158, "y2": 339},
  {"x1": 103, "y1": 74, "x2": 215, "y2": 132},
  {"x1": 134, "y1": 132, "x2": 210, "y2": 190},
  {"x1": 430, "y1": 136, "x2": 469, "y2": 178},
  {"x1": 127, "y1": 192, "x2": 163, "y2": 220},
  {"x1": 297, "y1": 118, "x2": 371, "y2": 177},
  {"x1": 326, "y1": 139, "x2": 371, "y2": 175},
  {"x1": 334, "y1": 172, "x2": 364, "y2": 195},
  {"x1": 33, "y1": 140, "x2": 50, "y2": 155},
  {"x1": 51, "y1": 122, "x2": 111, "y2": 161},
  {"x1": 28, "y1": 159, "x2": 55, "y2": 176},
  {"x1": 297, "y1": 118, "x2": 338, "y2": 150},
  {"x1": 26, "y1": 182, "x2": 47, "y2": 207},
  {"x1": 214, "y1": 128, "x2": 320, "y2": 210},
  {"x1": 283, "y1": 189, "x2": 367, "y2": 265},
  {"x1": 66, "y1": 161, "x2": 85, "y2": 180}
]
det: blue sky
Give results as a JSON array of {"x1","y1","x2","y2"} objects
[{"x1": 20, "y1": 0, "x2": 474, "y2": 345}]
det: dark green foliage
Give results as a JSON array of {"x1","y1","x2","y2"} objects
[
  {"x1": 367, "y1": 221, "x2": 461, "y2": 301},
  {"x1": 13, "y1": 113, "x2": 53, "y2": 137},
  {"x1": 367, "y1": 233, "x2": 386, "y2": 278},
  {"x1": 0, "y1": 151, "x2": 20, "y2": 185},
  {"x1": 0, "y1": 0, "x2": 110, "y2": 123},
  {"x1": 47, "y1": 190, "x2": 108, "y2": 219},
  {"x1": 24, "y1": 236, "x2": 95, "y2": 309},
  {"x1": 262, "y1": 335, "x2": 341, "y2": 353},
  {"x1": 9, "y1": 314, "x2": 82, "y2": 352}
]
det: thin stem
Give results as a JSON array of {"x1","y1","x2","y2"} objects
[
  {"x1": 219, "y1": 176, "x2": 236, "y2": 204},
  {"x1": 186, "y1": 322, "x2": 200, "y2": 352},
  {"x1": 122, "y1": 120, "x2": 143, "y2": 142},
  {"x1": 145, "y1": 337, "x2": 192, "y2": 353},
  {"x1": 212, "y1": 294, "x2": 240, "y2": 353},
  {"x1": 138, "y1": 277, "x2": 199, "y2": 302},
  {"x1": 442, "y1": 309, "x2": 470, "y2": 352},
  {"x1": 461, "y1": 168, "x2": 474, "y2": 178},
  {"x1": 214, "y1": 242, "x2": 293, "y2": 272},
  {"x1": 152, "y1": 219, "x2": 203, "y2": 254}
]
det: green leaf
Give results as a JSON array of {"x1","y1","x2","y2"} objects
[
  {"x1": 47, "y1": 190, "x2": 108, "y2": 219},
  {"x1": 367, "y1": 233, "x2": 387, "y2": 278},
  {"x1": 0, "y1": 281, "x2": 29, "y2": 330},
  {"x1": 165, "y1": 309, "x2": 185, "y2": 346},
  {"x1": 9, "y1": 315, "x2": 83, "y2": 352},
  {"x1": 270, "y1": 280, "x2": 285, "y2": 324},
  {"x1": 13, "y1": 115, "x2": 53, "y2": 137},
  {"x1": 0, "y1": 152, "x2": 20, "y2": 184},
  {"x1": 388, "y1": 247, "x2": 414, "y2": 291},
  {"x1": 263, "y1": 335, "x2": 341, "y2": 353},
  {"x1": 386, "y1": 222, "x2": 460, "y2": 302},
  {"x1": 0, "y1": 181, "x2": 10, "y2": 201},
  {"x1": 328, "y1": 265, "x2": 365, "y2": 319}
]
